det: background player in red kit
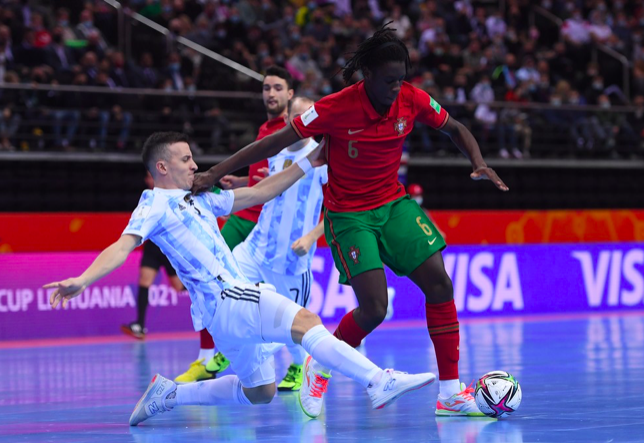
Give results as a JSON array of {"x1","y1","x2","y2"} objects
[
  {"x1": 192, "y1": 27, "x2": 508, "y2": 416},
  {"x1": 175, "y1": 66, "x2": 294, "y2": 383}
]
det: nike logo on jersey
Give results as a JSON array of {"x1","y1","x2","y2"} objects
[
  {"x1": 428, "y1": 238, "x2": 437, "y2": 246},
  {"x1": 348, "y1": 129, "x2": 364, "y2": 135}
]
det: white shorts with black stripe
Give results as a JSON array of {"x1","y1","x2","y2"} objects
[
  {"x1": 232, "y1": 243, "x2": 313, "y2": 309},
  {"x1": 207, "y1": 283, "x2": 303, "y2": 388}
]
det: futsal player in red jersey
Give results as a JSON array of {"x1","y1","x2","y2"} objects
[
  {"x1": 175, "y1": 66, "x2": 293, "y2": 384},
  {"x1": 193, "y1": 26, "x2": 508, "y2": 417}
]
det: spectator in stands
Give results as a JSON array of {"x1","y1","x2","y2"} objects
[
  {"x1": 54, "y1": 8, "x2": 76, "y2": 43},
  {"x1": 516, "y1": 57, "x2": 539, "y2": 84},
  {"x1": 50, "y1": 79, "x2": 81, "y2": 150},
  {"x1": 164, "y1": 51, "x2": 187, "y2": 90},
  {"x1": 627, "y1": 95, "x2": 644, "y2": 155},
  {"x1": 385, "y1": 5, "x2": 411, "y2": 40},
  {"x1": 498, "y1": 84, "x2": 531, "y2": 159},
  {"x1": 75, "y1": 9, "x2": 107, "y2": 50},
  {"x1": 13, "y1": 27, "x2": 45, "y2": 68},
  {"x1": 30, "y1": 12, "x2": 50, "y2": 48},
  {"x1": 485, "y1": 9, "x2": 507, "y2": 40},
  {"x1": 0, "y1": 71, "x2": 21, "y2": 151},
  {"x1": 584, "y1": 75, "x2": 605, "y2": 105},
  {"x1": 81, "y1": 51, "x2": 99, "y2": 83},
  {"x1": 588, "y1": 11, "x2": 612, "y2": 45},
  {"x1": 0, "y1": 25, "x2": 15, "y2": 80},
  {"x1": 45, "y1": 26, "x2": 74, "y2": 75},
  {"x1": 471, "y1": 75, "x2": 497, "y2": 153},
  {"x1": 137, "y1": 52, "x2": 160, "y2": 88},
  {"x1": 109, "y1": 51, "x2": 137, "y2": 88},
  {"x1": 587, "y1": 94, "x2": 625, "y2": 154}
]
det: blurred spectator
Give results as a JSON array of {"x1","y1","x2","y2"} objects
[
  {"x1": 0, "y1": 71, "x2": 21, "y2": 151},
  {"x1": 54, "y1": 8, "x2": 76, "y2": 43},
  {"x1": 45, "y1": 27, "x2": 74, "y2": 75},
  {"x1": 75, "y1": 9, "x2": 107, "y2": 50}
]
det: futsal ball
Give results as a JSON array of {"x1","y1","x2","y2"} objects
[{"x1": 474, "y1": 371, "x2": 522, "y2": 418}]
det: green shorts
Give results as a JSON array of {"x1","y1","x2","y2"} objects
[
  {"x1": 324, "y1": 195, "x2": 446, "y2": 285},
  {"x1": 221, "y1": 213, "x2": 257, "y2": 250}
]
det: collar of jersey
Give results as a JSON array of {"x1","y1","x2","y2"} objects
[
  {"x1": 358, "y1": 80, "x2": 400, "y2": 121},
  {"x1": 153, "y1": 187, "x2": 191, "y2": 197}
]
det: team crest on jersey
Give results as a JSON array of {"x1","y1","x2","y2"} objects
[
  {"x1": 283, "y1": 159, "x2": 293, "y2": 169},
  {"x1": 348, "y1": 246, "x2": 361, "y2": 264},
  {"x1": 394, "y1": 117, "x2": 407, "y2": 136}
]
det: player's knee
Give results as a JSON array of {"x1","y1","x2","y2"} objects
[
  {"x1": 362, "y1": 300, "x2": 388, "y2": 326},
  {"x1": 247, "y1": 384, "x2": 276, "y2": 405},
  {"x1": 425, "y1": 272, "x2": 453, "y2": 303},
  {"x1": 291, "y1": 308, "x2": 322, "y2": 344}
]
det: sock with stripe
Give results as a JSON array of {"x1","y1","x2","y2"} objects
[
  {"x1": 426, "y1": 301, "x2": 459, "y2": 382},
  {"x1": 332, "y1": 309, "x2": 369, "y2": 348},
  {"x1": 169, "y1": 375, "x2": 252, "y2": 407},
  {"x1": 302, "y1": 324, "x2": 382, "y2": 388}
]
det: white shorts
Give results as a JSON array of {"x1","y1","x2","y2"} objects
[
  {"x1": 207, "y1": 283, "x2": 303, "y2": 388},
  {"x1": 233, "y1": 242, "x2": 312, "y2": 308}
]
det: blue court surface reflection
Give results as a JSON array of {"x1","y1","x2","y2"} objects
[{"x1": 1, "y1": 313, "x2": 644, "y2": 442}]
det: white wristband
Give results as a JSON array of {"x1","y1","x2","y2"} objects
[{"x1": 296, "y1": 157, "x2": 313, "y2": 174}]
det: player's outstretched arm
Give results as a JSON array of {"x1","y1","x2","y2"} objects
[
  {"x1": 291, "y1": 220, "x2": 325, "y2": 257},
  {"x1": 192, "y1": 125, "x2": 301, "y2": 193},
  {"x1": 44, "y1": 234, "x2": 141, "y2": 309},
  {"x1": 230, "y1": 142, "x2": 325, "y2": 213},
  {"x1": 440, "y1": 117, "x2": 509, "y2": 191}
]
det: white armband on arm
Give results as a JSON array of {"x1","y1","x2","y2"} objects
[{"x1": 296, "y1": 157, "x2": 313, "y2": 175}]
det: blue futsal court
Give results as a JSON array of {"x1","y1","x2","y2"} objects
[{"x1": 1, "y1": 313, "x2": 643, "y2": 443}]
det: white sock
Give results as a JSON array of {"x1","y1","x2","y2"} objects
[
  {"x1": 198, "y1": 348, "x2": 215, "y2": 363},
  {"x1": 300, "y1": 324, "x2": 382, "y2": 388},
  {"x1": 439, "y1": 379, "x2": 461, "y2": 398},
  {"x1": 287, "y1": 343, "x2": 307, "y2": 366},
  {"x1": 170, "y1": 375, "x2": 252, "y2": 407}
]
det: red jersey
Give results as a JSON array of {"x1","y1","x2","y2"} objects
[
  {"x1": 234, "y1": 115, "x2": 287, "y2": 222},
  {"x1": 291, "y1": 81, "x2": 449, "y2": 212}
]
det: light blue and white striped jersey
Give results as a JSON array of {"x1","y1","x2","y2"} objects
[
  {"x1": 244, "y1": 139, "x2": 328, "y2": 276},
  {"x1": 122, "y1": 187, "x2": 249, "y2": 330}
]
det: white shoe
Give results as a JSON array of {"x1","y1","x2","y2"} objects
[
  {"x1": 368, "y1": 369, "x2": 436, "y2": 410},
  {"x1": 299, "y1": 356, "x2": 331, "y2": 418},
  {"x1": 435, "y1": 382, "x2": 486, "y2": 416},
  {"x1": 129, "y1": 374, "x2": 176, "y2": 426}
]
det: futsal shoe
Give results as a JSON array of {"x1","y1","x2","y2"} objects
[
  {"x1": 435, "y1": 382, "x2": 486, "y2": 417},
  {"x1": 205, "y1": 352, "x2": 230, "y2": 374},
  {"x1": 129, "y1": 374, "x2": 176, "y2": 426},
  {"x1": 368, "y1": 369, "x2": 436, "y2": 410},
  {"x1": 174, "y1": 358, "x2": 215, "y2": 384},
  {"x1": 120, "y1": 322, "x2": 147, "y2": 340},
  {"x1": 278, "y1": 363, "x2": 304, "y2": 391},
  {"x1": 299, "y1": 356, "x2": 330, "y2": 418}
]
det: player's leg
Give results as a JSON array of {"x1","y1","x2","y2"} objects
[
  {"x1": 380, "y1": 196, "x2": 483, "y2": 416},
  {"x1": 121, "y1": 241, "x2": 160, "y2": 339},
  {"x1": 178, "y1": 214, "x2": 256, "y2": 381},
  {"x1": 324, "y1": 208, "x2": 389, "y2": 347},
  {"x1": 271, "y1": 269, "x2": 313, "y2": 391},
  {"x1": 257, "y1": 287, "x2": 436, "y2": 417},
  {"x1": 130, "y1": 347, "x2": 279, "y2": 426}
]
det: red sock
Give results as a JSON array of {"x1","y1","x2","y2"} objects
[
  {"x1": 200, "y1": 328, "x2": 215, "y2": 349},
  {"x1": 426, "y1": 301, "x2": 459, "y2": 380},
  {"x1": 333, "y1": 310, "x2": 369, "y2": 348}
]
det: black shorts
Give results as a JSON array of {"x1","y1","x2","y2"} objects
[{"x1": 141, "y1": 241, "x2": 177, "y2": 276}]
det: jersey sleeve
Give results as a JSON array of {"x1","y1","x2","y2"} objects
[
  {"x1": 414, "y1": 87, "x2": 449, "y2": 130},
  {"x1": 290, "y1": 96, "x2": 335, "y2": 139},
  {"x1": 122, "y1": 191, "x2": 162, "y2": 244},
  {"x1": 202, "y1": 188, "x2": 235, "y2": 217}
]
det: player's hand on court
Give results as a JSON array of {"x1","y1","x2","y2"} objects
[
  {"x1": 44, "y1": 278, "x2": 87, "y2": 309},
  {"x1": 291, "y1": 235, "x2": 315, "y2": 256},
  {"x1": 470, "y1": 166, "x2": 509, "y2": 191},
  {"x1": 307, "y1": 139, "x2": 327, "y2": 167},
  {"x1": 252, "y1": 167, "x2": 270, "y2": 182}
]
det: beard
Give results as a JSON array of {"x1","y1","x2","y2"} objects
[{"x1": 266, "y1": 101, "x2": 287, "y2": 117}]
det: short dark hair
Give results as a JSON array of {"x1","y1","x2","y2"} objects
[
  {"x1": 264, "y1": 65, "x2": 294, "y2": 90},
  {"x1": 342, "y1": 23, "x2": 411, "y2": 84},
  {"x1": 141, "y1": 132, "x2": 190, "y2": 173}
]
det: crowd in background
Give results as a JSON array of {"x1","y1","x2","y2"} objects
[{"x1": 0, "y1": 0, "x2": 643, "y2": 158}]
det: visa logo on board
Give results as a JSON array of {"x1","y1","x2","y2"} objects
[
  {"x1": 572, "y1": 249, "x2": 644, "y2": 307},
  {"x1": 443, "y1": 252, "x2": 524, "y2": 313}
]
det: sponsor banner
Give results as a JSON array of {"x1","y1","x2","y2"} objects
[
  {"x1": 2, "y1": 210, "x2": 644, "y2": 253},
  {"x1": 1, "y1": 244, "x2": 643, "y2": 341}
]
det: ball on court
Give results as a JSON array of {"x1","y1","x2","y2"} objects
[{"x1": 474, "y1": 371, "x2": 522, "y2": 418}]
